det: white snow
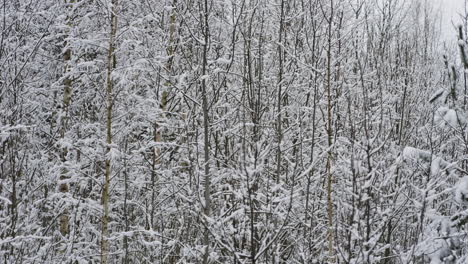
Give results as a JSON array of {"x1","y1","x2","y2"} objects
[
  {"x1": 216, "y1": 57, "x2": 231, "y2": 65},
  {"x1": 429, "y1": 88, "x2": 445, "y2": 102},
  {"x1": 444, "y1": 109, "x2": 458, "y2": 127},
  {"x1": 455, "y1": 176, "x2": 468, "y2": 205},
  {"x1": 403, "y1": 146, "x2": 431, "y2": 162},
  {"x1": 435, "y1": 107, "x2": 462, "y2": 128},
  {"x1": 431, "y1": 157, "x2": 441, "y2": 176}
]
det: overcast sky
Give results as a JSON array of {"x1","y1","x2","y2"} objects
[{"x1": 437, "y1": 0, "x2": 465, "y2": 41}]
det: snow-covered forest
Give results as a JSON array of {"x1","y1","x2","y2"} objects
[{"x1": 1, "y1": 0, "x2": 468, "y2": 263}]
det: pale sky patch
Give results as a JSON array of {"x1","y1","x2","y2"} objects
[{"x1": 435, "y1": 0, "x2": 465, "y2": 41}]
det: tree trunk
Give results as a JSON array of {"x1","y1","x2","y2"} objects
[
  {"x1": 59, "y1": 0, "x2": 74, "y2": 239},
  {"x1": 101, "y1": 1, "x2": 117, "y2": 263},
  {"x1": 326, "y1": 0, "x2": 335, "y2": 262},
  {"x1": 201, "y1": 0, "x2": 211, "y2": 263}
]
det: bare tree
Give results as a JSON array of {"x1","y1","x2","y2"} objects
[{"x1": 101, "y1": 0, "x2": 118, "y2": 262}]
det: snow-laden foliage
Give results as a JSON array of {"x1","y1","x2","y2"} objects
[{"x1": 1, "y1": 0, "x2": 468, "y2": 263}]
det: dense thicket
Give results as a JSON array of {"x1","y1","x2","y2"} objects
[{"x1": 1, "y1": 0, "x2": 468, "y2": 263}]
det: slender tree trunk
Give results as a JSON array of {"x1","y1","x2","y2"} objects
[
  {"x1": 59, "y1": 0, "x2": 74, "y2": 239},
  {"x1": 123, "y1": 139, "x2": 129, "y2": 264},
  {"x1": 326, "y1": 0, "x2": 335, "y2": 261},
  {"x1": 276, "y1": 0, "x2": 285, "y2": 185},
  {"x1": 166, "y1": 0, "x2": 177, "y2": 72},
  {"x1": 201, "y1": 0, "x2": 211, "y2": 262},
  {"x1": 101, "y1": 1, "x2": 117, "y2": 263}
]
